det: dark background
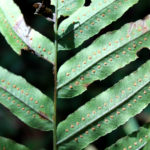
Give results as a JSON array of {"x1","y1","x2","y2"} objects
[{"x1": 0, "y1": 0, "x2": 150, "y2": 149}]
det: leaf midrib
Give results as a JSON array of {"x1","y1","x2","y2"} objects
[
  {"x1": 58, "y1": 0, "x2": 114, "y2": 39},
  {"x1": 57, "y1": 29, "x2": 150, "y2": 90},
  {"x1": 0, "y1": 85, "x2": 53, "y2": 123},
  {"x1": 137, "y1": 142, "x2": 147, "y2": 150},
  {"x1": 57, "y1": 79, "x2": 150, "y2": 145}
]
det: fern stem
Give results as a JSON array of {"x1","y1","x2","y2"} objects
[{"x1": 53, "y1": 0, "x2": 58, "y2": 149}]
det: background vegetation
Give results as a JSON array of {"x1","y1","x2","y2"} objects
[{"x1": 0, "y1": 0, "x2": 150, "y2": 149}]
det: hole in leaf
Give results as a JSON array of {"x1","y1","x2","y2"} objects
[
  {"x1": 84, "y1": 0, "x2": 91, "y2": 6},
  {"x1": 137, "y1": 48, "x2": 150, "y2": 59},
  {"x1": 87, "y1": 48, "x2": 150, "y2": 98},
  {"x1": 58, "y1": 16, "x2": 68, "y2": 26}
]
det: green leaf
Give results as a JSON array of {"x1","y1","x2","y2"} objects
[
  {"x1": 57, "y1": 60, "x2": 150, "y2": 150},
  {"x1": 0, "y1": 0, "x2": 55, "y2": 64},
  {"x1": 58, "y1": 15, "x2": 150, "y2": 98},
  {"x1": 51, "y1": 0, "x2": 85, "y2": 17},
  {"x1": 143, "y1": 141, "x2": 150, "y2": 150},
  {"x1": 123, "y1": 118, "x2": 139, "y2": 135},
  {"x1": 58, "y1": 0, "x2": 139, "y2": 50},
  {"x1": 0, "y1": 136, "x2": 30, "y2": 150},
  {"x1": 85, "y1": 145, "x2": 98, "y2": 150},
  {"x1": 105, "y1": 124, "x2": 150, "y2": 150},
  {"x1": 0, "y1": 66, "x2": 54, "y2": 131}
]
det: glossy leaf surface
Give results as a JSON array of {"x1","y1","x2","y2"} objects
[
  {"x1": 51, "y1": 0, "x2": 85, "y2": 17},
  {"x1": 58, "y1": 0, "x2": 139, "y2": 50},
  {"x1": 0, "y1": 0, "x2": 55, "y2": 64},
  {"x1": 0, "y1": 136, "x2": 30, "y2": 150},
  {"x1": 105, "y1": 124, "x2": 150, "y2": 150},
  {"x1": 0, "y1": 67, "x2": 54, "y2": 131},
  {"x1": 58, "y1": 15, "x2": 150, "y2": 98},
  {"x1": 57, "y1": 60, "x2": 150, "y2": 150}
]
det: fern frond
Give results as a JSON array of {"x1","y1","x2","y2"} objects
[
  {"x1": 0, "y1": 0, "x2": 55, "y2": 64},
  {"x1": 105, "y1": 124, "x2": 150, "y2": 150},
  {"x1": 58, "y1": 0, "x2": 139, "y2": 50},
  {"x1": 58, "y1": 15, "x2": 150, "y2": 98},
  {"x1": 0, "y1": 66, "x2": 54, "y2": 131},
  {"x1": 51, "y1": 0, "x2": 85, "y2": 17},
  {"x1": 57, "y1": 60, "x2": 150, "y2": 150},
  {"x1": 0, "y1": 136, "x2": 30, "y2": 150}
]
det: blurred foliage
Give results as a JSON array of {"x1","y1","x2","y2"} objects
[
  {"x1": 85, "y1": 145, "x2": 98, "y2": 150},
  {"x1": 0, "y1": 0, "x2": 150, "y2": 149},
  {"x1": 123, "y1": 118, "x2": 139, "y2": 135}
]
